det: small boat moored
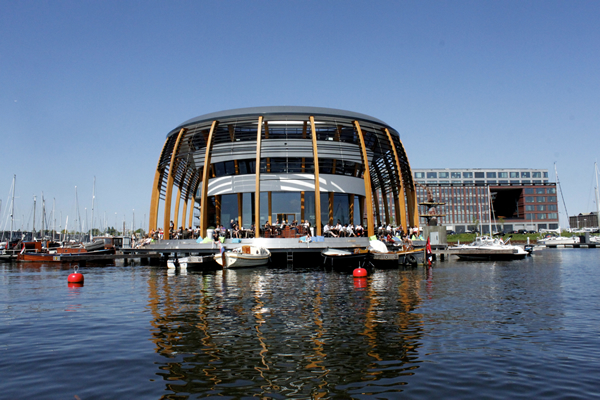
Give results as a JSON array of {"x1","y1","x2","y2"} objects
[
  {"x1": 321, "y1": 247, "x2": 370, "y2": 268},
  {"x1": 215, "y1": 245, "x2": 271, "y2": 269}
]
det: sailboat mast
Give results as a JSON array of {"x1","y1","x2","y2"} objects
[
  {"x1": 41, "y1": 193, "x2": 45, "y2": 241},
  {"x1": 10, "y1": 175, "x2": 15, "y2": 241},
  {"x1": 595, "y1": 162, "x2": 600, "y2": 232},
  {"x1": 53, "y1": 198, "x2": 56, "y2": 242},
  {"x1": 554, "y1": 163, "x2": 570, "y2": 231},
  {"x1": 32, "y1": 195, "x2": 36, "y2": 240},
  {"x1": 90, "y1": 176, "x2": 95, "y2": 242},
  {"x1": 488, "y1": 186, "x2": 493, "y2": 234}
]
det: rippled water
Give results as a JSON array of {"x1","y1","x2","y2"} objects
[{"x1": 1, "y1": 249, "x2": 599, "y2": 399}]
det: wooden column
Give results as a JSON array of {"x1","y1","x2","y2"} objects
[
  {"x1": 310, "y1": 116, "x2": 322, "y2": 236},
  {"x1": 300, "y1": 192, "x2": 305, "y2": 222},
  {"x1": 237, "y1": 193, "x2": 243, "y2": 226},
  {"x1": 149, "y1": 137, "x2": 170, "y2": 232},
  {"x1": 268, "y1": 192, "x2": 272, "y2": 224},
  {"x1": 162, "y1": 128, "x2": 185, "y2": 239},
  {"x1": 189, "y1": 178, "x2": 201, "y2": 228},
  {"x1": 199, "y1": 121, "x2": 219, "y2": 237},
  {"x1": 349, "y1": 194, "x2": 355, "y2": 224},
  {"x1": 383, "y1": 128, "x2": 408, "y2": 232},
  {"x1": 254, "y1": 116, "x2": 263, "y2": 237},
  {"x1": 215, "y1": 195, "x2": 221, "y2": 226},
  {"x1": 382, "y1": 190, "x2": 390, "y2": 225},
  {"x1": 353, "y1": 121, "x2": 375, "y2": 237},
  {"x1": 174, "y1": 187, "x2": 182, "y2": 230},
  {"x1": 328, "y1": 192, "x2": 334, "y2": 224}
]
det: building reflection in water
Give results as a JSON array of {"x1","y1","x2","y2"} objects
[{"x1": 146, "y1": 267, "x2": 426, "y2": 397}]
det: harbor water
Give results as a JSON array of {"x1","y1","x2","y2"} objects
[{"x1": 1, "y1": 249, "x2": 599, "y2": 399}]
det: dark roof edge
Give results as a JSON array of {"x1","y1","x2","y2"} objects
[{"x1": 167, "y1": 106, "x2": 397, "y2": 137}]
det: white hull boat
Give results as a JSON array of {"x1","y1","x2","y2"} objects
[
  {"x1": 450, "y1": 236, "x2": 529, "y2": 261},
  {"x1": 167, "y1": 255, "x2": 216, "y2": 269},
  {"x1": 537, "y1": 235, "x2": 580, "y2": 245},
  {"x1": 215, "y1": 245, "x2": 271, "y2": 268}
]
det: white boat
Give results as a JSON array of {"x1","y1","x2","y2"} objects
[
  {"x1": 450, "y1": 236, "x2": 528, "y2": 261},
  {"x1": 367, "y1": 239, "x2": 421, "y2": 267},
  {"x1": 215, "y1": 245, "x2": 271, "y2": 268},
  {"x1": 321, "y1": 247, "x2": 369, "y2": 268},
  {"x1": 537, "y1": 234, "x2": 580, "y2": 245},
  {"x1": 167, "y1": 255, "x2": 216, "y2": 269}
]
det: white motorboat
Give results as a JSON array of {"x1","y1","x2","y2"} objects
[
  {"x1": 537, "y1": 234, "x2": 580, "y2": 246},
  {"x1": 167, "y1": 255, "x2": 216, "y2": 269},
  {"x1": 450, "y1": 236, "x2": 528, "y2": 261},
  {"x1": 215, "y1": 245, "x2": 271, "y2": 268},
  {"x1": 321, "y1": 247, "x2": 369, "y2": 268}
]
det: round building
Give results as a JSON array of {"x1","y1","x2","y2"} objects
[{"x1": 149, "y1": 106, "x2": 418, "y2": 239}]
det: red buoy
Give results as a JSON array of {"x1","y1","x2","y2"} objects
[
  {"x1": 68, "y1": 266, "x2": 84, "y2": 284},
  {"x1": 353, "y1": 267, "x2": 367, "y2": 278}
]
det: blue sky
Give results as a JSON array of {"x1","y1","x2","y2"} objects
[{"x1": 1, "y1": 0, "x2": 599, "y2": 232}]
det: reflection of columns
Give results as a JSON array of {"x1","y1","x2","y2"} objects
[
  {"x1": 199, "y1": 121, "x2": 219, "y2": 237},
  {"x1": 384, "y1": 128, "x2": 408, "y2": 232},
  {"x1": 354, "y1": 121, "x2": 375, "y2": 237},
  {"x1": 163, "y1": 128, "x2": 185, "y2": 239},
  {"x1": 149, "y1": 137, "x2": 170, "y2": 232},
  {"x1": 254, "y1": 116, "x2": 263, "y2": 237},
  {"x1": 310, "y1": 116, "x2": 322, "y2": 236}
]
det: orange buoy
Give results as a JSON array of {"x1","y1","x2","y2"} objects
[
  {"x1": 353, "y1": 267, "x2": 367, "y2": 278},
  {"x1": 68, "y1": 266, "x2": 84, "y2": 284}
]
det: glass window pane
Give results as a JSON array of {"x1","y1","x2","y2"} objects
[{"x1": 486, "y1": 172, "x2": 497, "y2": 178}]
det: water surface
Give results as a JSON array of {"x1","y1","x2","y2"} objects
[{"x1": 1, "y1": 249, "x2": 599, "y2": 399}]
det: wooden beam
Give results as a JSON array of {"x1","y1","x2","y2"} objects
[
  {"x1": 383, "y1": 128, "x2": 408, "y2": 232},
  {"x1": 349, "y1": 194, "x2": 355, "y2": 224},
  {"x1": 162, "y1": 128, "x2": 186, "y2": 240},
  {"x1": 300, "y1": 191, "x2": 305, "y2": 222},
  {"x1": 174, "y1": 187, "x2": 182, "y2": 230},
  {"x1": 310, "y1": 116, "x2": 322, "y2": 236},
  {"x1": 182, "y1": 196, "x2": 188, "y2": 229},
  {"x1": 353, "y1": 121, "x2": 375, "y2": 237},
  {"x1": 237, "y1": 193, "x2": 243, "y2": 227},
  {"x1": 199, "y1": 121, "x2": 219, "y2": 237},
  {"x1": 149, "y1": 137, "x2": 170, "y2": 232},
  {"x1": 215, "y1": 195, "x2": 221, "y2": 226},
  {"x1": 254, "y1": 116, "x2": 263, "y2": 237},
  {"x1": 328, "y1": 192, "x2": 334, "y2": 225},
  {"x1": 268, "y1": 192, "x2": 272, "y2": 224}
]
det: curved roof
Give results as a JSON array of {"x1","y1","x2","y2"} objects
[{"x1": 168, "y1": 106, "x2": 395, "y2": 137}]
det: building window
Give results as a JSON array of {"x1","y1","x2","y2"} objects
[
  {"x1": 525, "y1": 196, "x2": 535, "y2": 203},
  {"x1": 486, "y1": 172, "x2": 496, "y2": 178},
  {"x1": 510, "y1": 172, "x2": 519, "y2": 178},
  {"x1": 415, "y1": 172, "x2": 425, "y2": 178},
  {"x1": 538, "y1": 213, "x2": 547, "y2": 219},
  {"x1": 532, "y1": 172, "x2": 542, "y2": 178},
  {"x1": 499, "y1": 180, "x2": 508, "y2": 184},
  {"x1": 499, "y1": 172, "x2": 508, "y2": 178},
  {"x1": 537, "y1": 197, "x2": 546, "y2": 203},
  {"x1": 475, "y1": 180, "x2": 485, "y2": 184},
  {"x1": 548, "y1": 204, "x2": 557, "y2": 211},
  {"x1": 524, "y1": 188, "x2": 534, "y2": 194},
  {"x1": 522, "y1": 180, "x2": 531, "y2": 184},
  {"x1": 475, "y1": 172, "x2": 484, "y2": 178},
  {"x1": 544, "y1": 172, "x2": 549, "y2": 178},
  {"x1": 463, "y1": 180, "x2": 473, "y2": 184},
  {"x1": 427, "y1": 172, "x2": 437, "y2": 179},
  {"x1": 536, "y1": 188, "x2": 545, "y2": 194},
  {"x1": 526, "y1": 205, "x2": 535, "y2": 211},
  {"x1": 533, "y1": 180, "x2": 542, "y2": 183},
  {"x1": 487, "y1": 180, "x2": 497, "y2": 184},
  {"x1": 547, "y1": 196, "x2": 557, "y2": 202},
  {"x1": 451, "y1": 172, "x2": 461, "y2": 179},
  {"x1": 548, "y1": 188, "x2": 556, "y2": 194},
  {"x1": 537, "y1": 205, "x2": 546, "y2": 211},
  {"x1": 526, "y1": 213, "x2": 534, "y2": 220},
  {"x1": 548, "y1": 213, "x2": 558, "y2": 219},
  {"x1": 510, "y1": 180, "x2": 520, "y2": 184},
  {"x1": 463, "y1": 172, "x2": 473, "y2": 178},
  {"x1": 521, "y1": 172, "x2": 531, "y2": 178},
  {"x1": 439, "y1": 172, "x2": 449, "y2": 178}
]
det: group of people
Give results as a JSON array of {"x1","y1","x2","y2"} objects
[
  {"x1": 323, "y1": 220, "x2": 364, "y2": 237},
  {"x1": 264, "y1": 219, "x2": 311, "y2": 237}
]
